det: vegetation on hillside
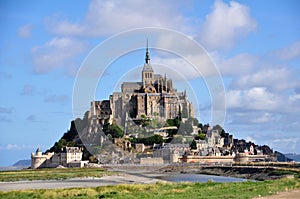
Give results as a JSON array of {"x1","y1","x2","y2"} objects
[{"x1": 130, "y1": 134, "x2": 164, "y2": 145}]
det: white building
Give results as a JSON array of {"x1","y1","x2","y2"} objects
[{"x1": 31, "y1": 147, "x2": 87, "y2": 169}]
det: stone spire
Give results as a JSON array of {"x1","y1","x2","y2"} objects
[
  {"x1": 142, "y1": 38, "x2": 154, "y2": 86},
  {"x1": 145, "y1": 38, "x2": 150, "y2": 64}
]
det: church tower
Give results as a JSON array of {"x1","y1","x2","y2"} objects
[{"x1": 142, "y1": 39, "x2": 154, "y2": 87}]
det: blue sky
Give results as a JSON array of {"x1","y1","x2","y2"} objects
[{"x1": 0, "y1": 0, "x2": 300, "y2": 166}]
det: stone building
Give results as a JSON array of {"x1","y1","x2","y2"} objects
[
  {"x1": 88, "y1": 41, "x2": 194, "y2": 130},
  {"x1": 153, "y1": 143, "x2": 190, "y2": 163},
  {"x1": 31, "y1": 147, "x2": 87, "y2": 169}
]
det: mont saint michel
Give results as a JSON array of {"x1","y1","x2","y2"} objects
[
  {"x1": 2, "y1": 1, "x2": 300, "y2": 198},
  {"x1": 30, "y1": 41, "x2": 280, "y2": 168},
  {"x1": 88, "y1": 41, "x2": 194, "y2": 131}
]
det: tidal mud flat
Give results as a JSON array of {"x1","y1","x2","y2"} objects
[
  {"x1": 0, "y1": 173, "x2": 163, "y2": 191},
  {"x1": 142, "y1": 164, "x2": 298, "y2": 181}
]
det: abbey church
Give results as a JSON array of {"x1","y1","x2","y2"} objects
[{"x1": 88, "y1": 42, "x2": 194, "y2": 131}]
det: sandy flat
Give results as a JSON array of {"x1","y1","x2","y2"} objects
[{"x1": 0, "y1": 174, "x2": 163, "y2": 191}]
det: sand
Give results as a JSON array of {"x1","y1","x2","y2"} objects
[{"x1": 0, "y1": 173, "x2": 163, "y2": 191}]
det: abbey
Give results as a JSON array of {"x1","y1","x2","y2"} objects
[{"x1": 88, "y1": 42, "x2": 194, "y2": 131}]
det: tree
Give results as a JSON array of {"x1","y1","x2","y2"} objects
[
  {"x1": 135, "y1": 134, "x2": 164, "y2": 145},
  {"x1": 104, "y1": 123, "x2": 124, "y2": 138},
  {"x1": 220, "y1": 129, "x2": 226, "y2": 138},
  {"x1": 196, "y1": 132, "x2": 206, "y2": 140},
  {"x1": 190, "y1": 140, "x2": 197, "y2": 150},
  {"x1": 198, "y1": 123, "x2": 203, "y2": 130}
]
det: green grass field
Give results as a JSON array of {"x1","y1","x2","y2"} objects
[
  {"x1": 0, "y1": 178, "x2": 300, "y2": 199},
  {"x1": 0, "y1": 168, "x2": 114, "y2": 182}
]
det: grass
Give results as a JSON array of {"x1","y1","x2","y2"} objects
[
  {"x1": 0, "y1": 168, "x2": 114, "y2": 182},
  {"x1": 0, "y1": 177, "x2": 300, "y2": 199}
]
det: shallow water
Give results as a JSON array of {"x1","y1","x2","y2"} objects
[{"x1": 160, "y1": 173, "x2": 247, "y2": 183}]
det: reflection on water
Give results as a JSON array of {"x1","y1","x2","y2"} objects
[{"x1": 160, "y1": 174, "x2": 247, "y2": 183}]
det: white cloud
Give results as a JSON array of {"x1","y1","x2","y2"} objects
[
  {"x1": 31, "y1": 37, "x2": 89, "y2": 73},
  {"x1": 0, "y1": 144, "x2": 35, "y2": 151},
  {"x1": 289, "y1": 94, "x2": 300, "y2": 103},
  {"x1": 46, "y1": 0, "x2": 191, "y2": 37},
  {"x1": 275, "y1": 41, "x2": 300, "y2": 60},
  {"x1": 231, "y1": 67, "x2": 299, "y2": 91},
  {"x1": 245, "y1": 136, "x2": 256, "y2": 143},
  {"x1": 18, "y1": 24, "x2": 32, "y2": 38},
  {"x1": 199, "y1": 0, "x2": 257, "y2": 50},
  {"x1": 227, "y1": 87, "x2": 280, "y2": 111},
  {"x1": 250, "y1": 112, "x2": 273, "y2": 123},
  {"x1": 152, "y1": 56, "x2": 210, "y2": 80},
  {"x1": 216, "y1": 53, "x2": 258, "y2": 76}
]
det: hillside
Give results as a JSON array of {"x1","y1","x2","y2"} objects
[
  {"x1": 285, "y1": 153, "x2": 300, "y2": 162},
  {"x1": 12, "y1": 159, "x2": 31, "y2": 167}
]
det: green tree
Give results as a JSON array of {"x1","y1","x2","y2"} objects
[
  {"x1": 136, "y1": 134, "x2": 164, "y2": 145},
  {"x1": 220, "y1": 129, "x2": 226, "y2": 137},
  {"x1": 104, "y1": 123, "x2": 124, "y2": 138},
  {"x1": 198, "y1": 123, "x2": 203, "y2": 130},
  {"x1": 197, "y1": 132, "x2": 206, "y2": 140},
  {"x1": 190, "y1": 140, "x2": 197, "y2": 150}
]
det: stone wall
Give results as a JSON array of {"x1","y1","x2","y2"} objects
[
  {"x1": 183, "y1": 155, "x2": 235, "y2": 164},
  {"x1": 140, "y1": 157, "x2": 164, "y2": 165}
]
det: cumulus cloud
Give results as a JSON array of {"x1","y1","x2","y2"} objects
[
  {"x1": 18, "y1": 24, "x2": 33, "y2": 38},
  {"x1": 46, "y1": 0, "x2": 190, "y2": 37},
  {"x1": 250, "y1": 112, "x2": 273, "y2": 123},
  {"x1": 275, "y1": 41, "x2": 300, "y2": 60},
  {"x1": 199, "y1": 0, "x2": 257, "y2": 50},
  {"x1": 227, "y1": 87, "x2": 281, "y2": 111},
  {"x1": 230, "y1": 67, "x2": 299, "y2": 91},
  {"x1": 20, "y1": 84, "x2": 35, "y2": 96},
  {"x1": 152, "y1": 55, "x2": 213, "y2": 80},
  {"x1": 289, "y1": 94, "x2": 300, "y2": 103},
  {"x1": 216, "y1": 53, "x2": 258, "y2": 76},
  {"x1": 31, "y1": 37, "x2": 89, "y2": 73}
]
